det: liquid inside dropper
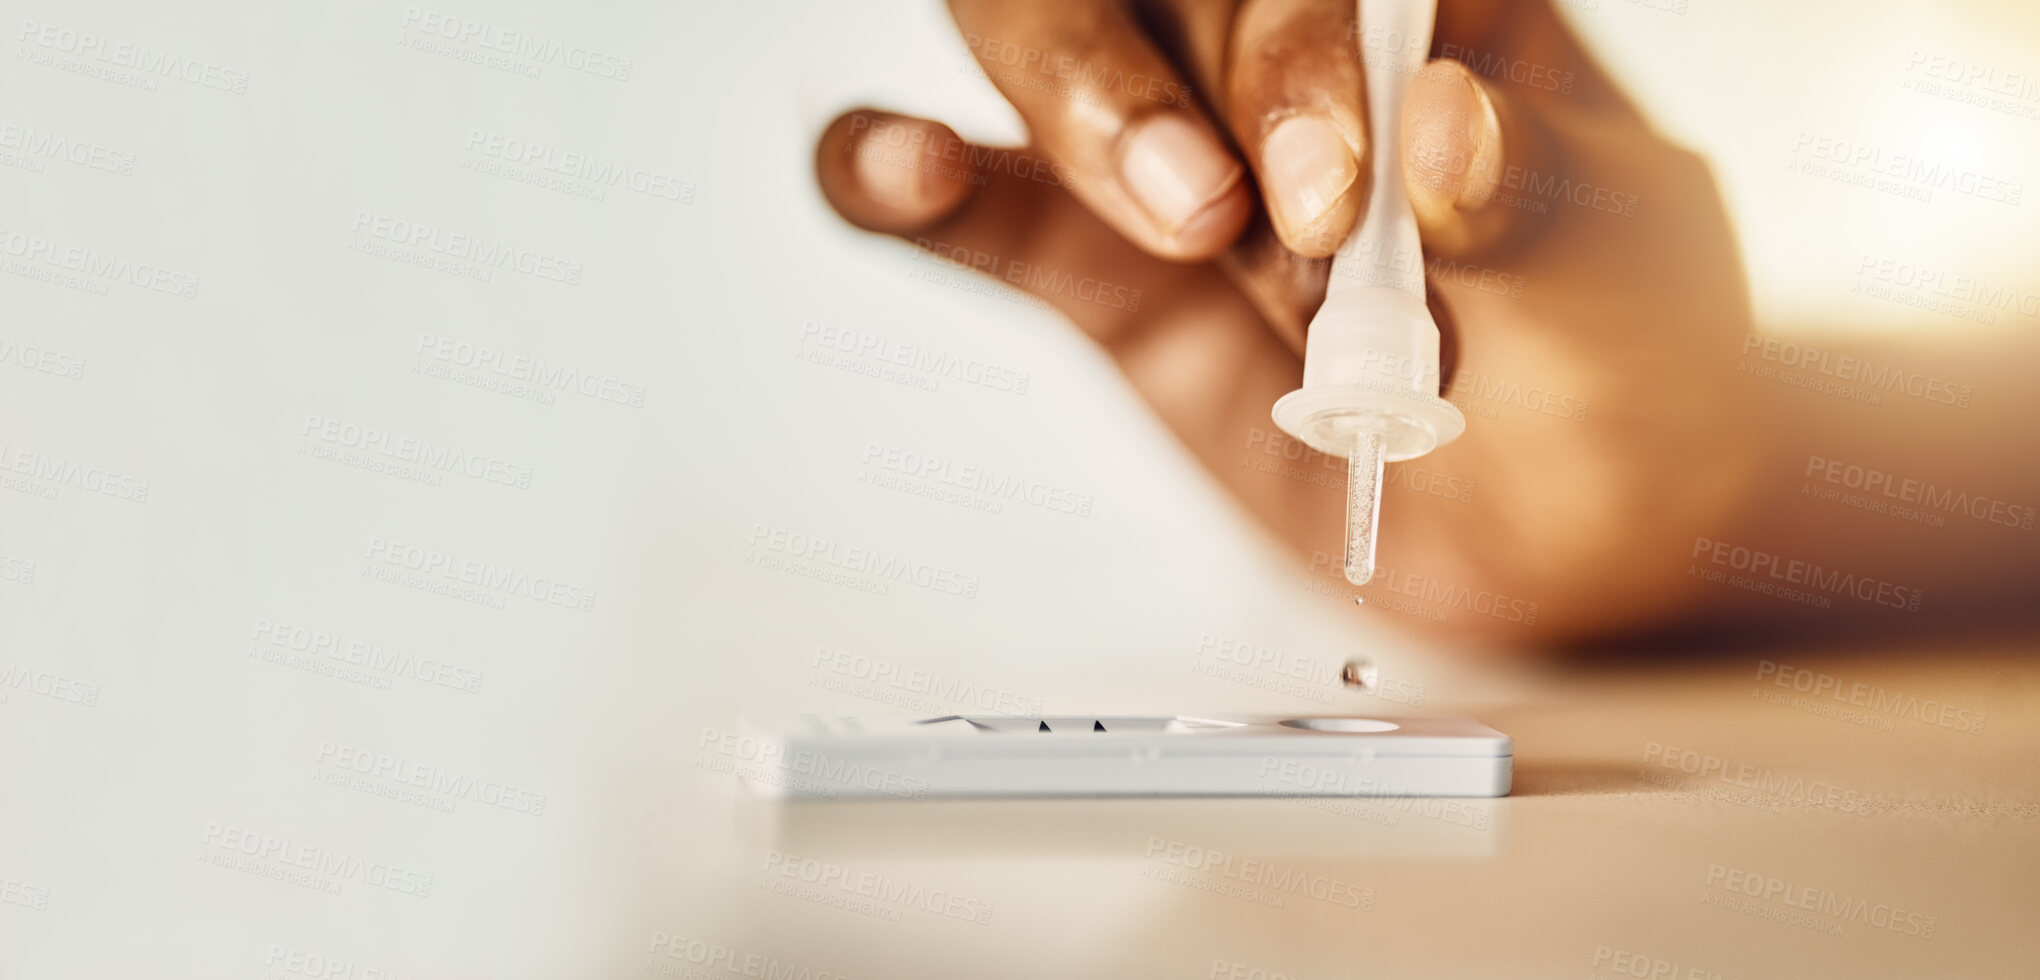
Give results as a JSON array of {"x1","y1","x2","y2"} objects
[{"x1": 1344, "y1": 426, "x2": 1386, "y2": 586}]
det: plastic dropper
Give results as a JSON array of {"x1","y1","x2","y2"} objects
[{"x1": 1271, "y1": 0, "x2": 1464, "y2": 587}]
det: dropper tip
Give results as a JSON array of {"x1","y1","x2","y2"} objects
[{"x1": 1344, "y1": 427, "x2": 1387, "y2": 591}]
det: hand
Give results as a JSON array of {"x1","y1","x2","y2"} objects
[{"x1": 812, "y1": 0, "x2": 1760, "y2": 645}]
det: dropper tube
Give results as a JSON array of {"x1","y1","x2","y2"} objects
[{"x1": 1270, "y1": 0, "x2": 1465, "y2": 587}]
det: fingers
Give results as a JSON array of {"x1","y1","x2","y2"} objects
[
  {"x1": 817, "y1": 109, "x2": 1181, "y2": 341},
  {"x1": 1225, "y1": 0, "x2": 1368, "y2": 258},
  {"x1": 1401, "y1": 59, "x2": 1548, "y2": 259},
  {"x1": 813, "y1": 106, "x2": 1318, "y2": 525},
  {"x1": 949, "y1": 0, "x2": 1251, "y2": 262},
  {"x1": 816, "y1": 112, "x2": 982, "y2": 236}
]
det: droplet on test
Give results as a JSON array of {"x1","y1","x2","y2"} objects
[{"x1": 1341, "y1": 657, "x2": 1378, "y2": 691}]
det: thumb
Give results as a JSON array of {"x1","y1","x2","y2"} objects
[{"x1": 1401, "y1": 59, "x2": 1552, "y2": 259}]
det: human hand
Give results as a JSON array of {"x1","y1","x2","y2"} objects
[{"x1": 814, "y1": 0, "x2": 1760, "y2": 644}]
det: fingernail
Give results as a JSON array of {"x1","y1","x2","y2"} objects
[
  {"x1": 1118, "y1": 114, "x2": 1244, "y2": 236},
  {"x1": 1260, "y1": 115, "x2": 1358, "y2": 236},
  {"x1": 853, "y1": 119, "x2": 935, "y2": 211},
  {"x1": 1405, "y1": 66, "x2": 1502, "y2": 210},
  {"x1": 1460, "y1": 82, "x2": 1506, "y2": 210}
]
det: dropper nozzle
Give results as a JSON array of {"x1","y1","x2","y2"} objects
[{"x1": 1344, "y1": 426, "x2": 1386, "y2": 586}]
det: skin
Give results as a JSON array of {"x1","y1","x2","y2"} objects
[{"x1": 811, "y1": 0, "x2": 2040, "y2": 648}]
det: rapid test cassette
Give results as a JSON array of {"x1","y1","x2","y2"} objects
[{"x1": 735, "y1": 715, "x2": 1511, "y2": 799}]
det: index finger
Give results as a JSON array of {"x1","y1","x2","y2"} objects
[
  {"x1": 1225, "y1": 0, "x2": 1369, "y2": 258},
  {"x1": 951, "y1": 0, "x2": 1253, "y2": 261}
]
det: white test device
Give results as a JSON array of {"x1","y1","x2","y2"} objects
[{"x1": 737, "y1": 715, "x2": 1511, "y2": 799}]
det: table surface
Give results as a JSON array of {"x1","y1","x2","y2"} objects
[{"x1": 677, "y1": 637, "x2": 2038, "y2": 980}]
